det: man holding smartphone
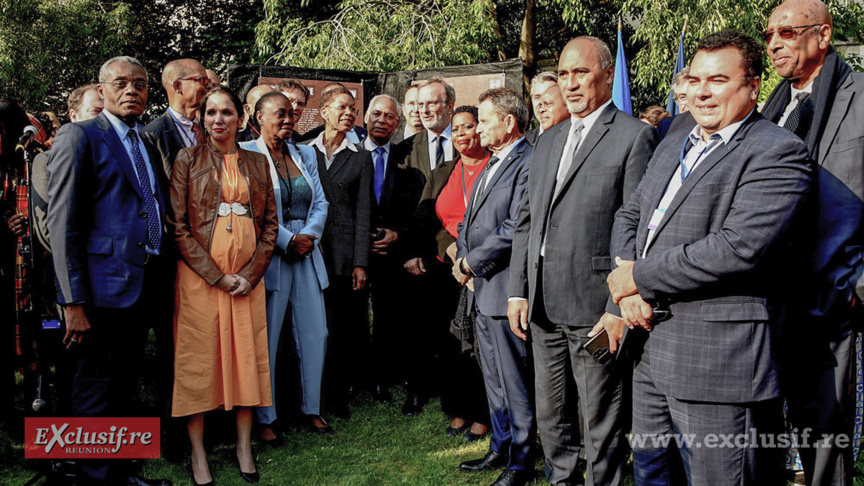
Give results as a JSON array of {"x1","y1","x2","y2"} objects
[{"x1": 507, "y1": 36, "x2": 657, "y2": 486}]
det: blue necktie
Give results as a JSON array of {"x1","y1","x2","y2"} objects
[
  {"x1": 374, "y1": 147, "x2": 385, "y2": 203},
  {"x1": 127, "y1": 130, "x2": 160, "y2": 251}
]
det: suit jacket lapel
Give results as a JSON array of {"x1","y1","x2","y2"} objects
[
  {"x1": 164, "y1": 111, "x2": 187, "y2": 149},
  {"x1": 551, "y1": 105, "x2": 615, "y2": 207},
  {"x1": 645, "y1": 126, "x2": 747, "y2": 251},
  {"x1": 538, "y1": 123, "x2": 570, "y2": 229},
  {"x1": 469, "y1": 139, "x2": 526, "y2": 221},
  {"x1": 379, "y1": 146, "x2": 400, "y2": 209},
  {"x1": 327, "y1": 149, "x2": 350, "y2": 176},
  {"x1": 817, "y1": 78, "x2": 853, "y2": 163},
  {"x1": 98, "y1": 114, "x2": 145, "y2": 200}
]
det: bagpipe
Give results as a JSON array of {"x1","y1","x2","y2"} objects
[{"x1": 3, "y1": 121, "x2": 65, "y2": 414}]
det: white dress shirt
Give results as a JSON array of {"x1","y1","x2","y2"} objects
[
  {"x1": 642, "y1": 111, "x2": 752, "y2": 256},
  {"x1": 311, "y1": 131, "x2": 358, "y2": 169},
  {"x1": 426, "y1": 125, "x2": 453, "y2": 170},
  {"x1": 776, "y1": 82, "x2": 813, "y2": 127}
]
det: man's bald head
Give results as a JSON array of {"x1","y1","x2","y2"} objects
[
  {"x1": 245, "y1": 85, "x2": 276, "y2": 117},
  {"x1": 161, "y1": 59, "x2": 207, "y2": 92},
  {"x1": 766, "y1": 0, "x2": 833, "y2": 88},
  {"x1": 161, "y1": 59, "x2": 209, "y2": 118}
]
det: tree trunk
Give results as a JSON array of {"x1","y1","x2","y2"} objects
[{"x1": 519, "y1": 0, "x2": 536, "y2": 94}]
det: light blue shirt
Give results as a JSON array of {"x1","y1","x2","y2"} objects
[
  {"x1": 363, "y1": 137, "x2": 391, "y2": 180},
  {"x1": 103, "y1": 109, "x2": 161, "y2": 254},
  {"x1": 167, "y1": 107, "x2": 197, "y2": 148}
]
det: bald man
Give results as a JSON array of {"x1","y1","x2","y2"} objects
[
  {"x1": 239, "y1": 84, "x2": 276, "y2": 142},
  {"x1": 761, "y1": 2, "x2": 864, "y2": 485},
  {"x1": 509, "y1": 36, "x2": 657, "y2": 486},
  {"x1": 142, "y1": 58, "x2": 210, "y2": 177}
]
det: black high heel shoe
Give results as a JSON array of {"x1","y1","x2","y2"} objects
[
  {"x1": 192, "y1": 473, "x2": 215, "y2": 486},
  {"x1": 236, "y1": 447, "x2": 260, "y2": 484}
]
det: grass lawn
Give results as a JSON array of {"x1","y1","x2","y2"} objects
[
  {"x1": 1, "y1": 340, "x2": 863, "y2": 485},
  {"x1": 0, "y1": 385, "x2": 556, "y2": 486}
]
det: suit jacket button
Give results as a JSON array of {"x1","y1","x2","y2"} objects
[
  {"x1": 139, "y1": 211, "x2": 147, "y2": 219},
  {"x1": 138, "y1": 241, "x2": 146, "y2": 249}
]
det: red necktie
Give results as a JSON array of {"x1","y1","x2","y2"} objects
[{"x1": 191, "y1": 122, "x2": 207, "y2": 146}]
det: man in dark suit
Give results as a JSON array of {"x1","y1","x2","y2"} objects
[
  {"x1": 404, "y1": 78, "x2": 456, "y2": 181},
  {"x1": 47, "y1": 56, "x2": 172, "y2": 486},
  {"x1": 360, "y1": 94, "x2": 428, "y2": 413},
  {"x1": 303, "y1": 87, "x2": 374, "y2": 413},
  {"x1": 391, "y1": 85, "x2": 423, "y2": 145},
  {"x1": 603, "y1": 32, "x2": 812, "y2": 485},
  {"x1": 455, "y1": 87, "x2": 534, "y2": 486},
  {"x1": 525, "y1": 72, "x2": 559, "y2": 146},
  {"x1": 761, "y1": 2, "x2": 864, "y2": 484},
  {"x1": 141, "y1": 58, "x2": 210, "y2": 177},
  {"x1": 508, "y1": 36, "x2": 658, "y2": 486},
  {"x1": 656, "y1": 68, "x2": 690, "y2": 140}
]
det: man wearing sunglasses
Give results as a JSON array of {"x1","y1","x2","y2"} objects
[
  {"x1": 142, "y1": 58, "x2": 210, "y2": 178},
  {"x1": 761, "y1": 1, "x2": 864, "y2": 485}
]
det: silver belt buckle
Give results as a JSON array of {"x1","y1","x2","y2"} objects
[
  {"x1": 217, "y1": 202, "x2": 231, "y2": 217},
  {"x1": 231, "y1": 202, "x2": 249, "y2": 216}
]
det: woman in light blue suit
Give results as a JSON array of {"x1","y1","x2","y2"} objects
[{"x1": 239, "y1": 92, "x2": 333, "y2": 438}]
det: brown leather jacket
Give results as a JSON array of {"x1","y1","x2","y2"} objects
[{"x1": 168, "y1": 141, "x2": 278, "y2": 288}]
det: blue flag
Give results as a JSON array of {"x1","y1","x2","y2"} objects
[
  {"x1": 612, "y1": 29, "x2": 632, "y2": 115},
  {"x1": 666, "y1": 31, "x2": 687, "y2": 116}
]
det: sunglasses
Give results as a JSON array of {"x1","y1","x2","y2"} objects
[{"x1": 763, "y1": 24, "x2": 821, "y2": 43}]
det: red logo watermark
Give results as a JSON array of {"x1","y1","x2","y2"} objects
[{"x1": 25, "y1": 418, "x2": 161, "y2": 459}]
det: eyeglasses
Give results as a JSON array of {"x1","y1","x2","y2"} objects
[
  {"x1": 179, "y1": 74, "x2": 211, "y2": 87},
  {"x1": 763, "y1": 24, "x2": 821, "y2": 43},
  {"x1": 327, "y1": 103, "x2": 358, "y2": 115},
  {"x1": 102, "y1": 80, "x2": 148, "y2": 91},
  {"x1": 417, "y1": 100, "x2": 446, "y2": 110}
]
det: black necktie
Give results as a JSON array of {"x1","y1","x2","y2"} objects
[
  {"x1": 783, "y1": 92, "x2": 813, "y2": 139},
  {"x1": 434, "y1": 135, "x2": 446, "y2": 168}
]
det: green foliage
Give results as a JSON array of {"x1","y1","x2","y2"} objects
[
  {"x1": 0, "y1": 0, "x2": 132, "y2": 114},
  {"x1": 622, "y1": 0, "x2": 864, "y2": 99},
  {"x1": 255, "y1": 0, "x2": 500, "y2": 71}
]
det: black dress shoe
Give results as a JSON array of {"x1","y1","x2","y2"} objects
[
  {"x1": 304, "y1": 414, "x2": 335, "y2": 436},
  {"x1": 236, "y1": 450, "x2": 260, "y2": 484},
  {"x1": 191, "y1": 473, "x2": 214, "y2": 486},
  {"x1": 459, "y1": 450, "x2": 509, "y2": 472},
  {"x1": 371, "y1": 384, "x2": 392, "y2": 403},
  {"x1": 490, "y1": 469, "x2": 532, "y2": 486},
  {"x1": 445, "y1": 424, "x2": 469, "y2": 437},
  {"x1": 463, "y1": 428, "x2": 490, "y2": 443},
  {"x1": 121, "y1": 476, "x2": 173, "y2": 486},
  {"x1": 239, "y1": 470, "x2": 260, "y2": 484},
  {"x1": 401, "y1": 393, "x2": 428, "y2": 416}
]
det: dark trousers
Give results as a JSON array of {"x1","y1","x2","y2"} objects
[
  {"x1": 323, "y1": 274, "x2": 369, "y2": 402},
  {"x1": 531, "y1": 316, "x2": 629, "y2": 486},
  {"x1": 632, "y1": 344, "x2": 786, "y2": 486},
  {"x1": 785, "y1": 329, "x2": 856, "y2": 486},
  {"x1": 70, "y1": 259, "x2": 172, "y2": 485},
  {"x1": 475, "y1": 311, "x2": 536, "y2": 470}
]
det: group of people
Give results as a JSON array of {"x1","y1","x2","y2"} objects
[{"x1": 0, "y1": 0, "x2": 862, "y2": 485}]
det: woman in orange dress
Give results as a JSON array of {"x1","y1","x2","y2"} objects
[{"x1": 168, "y1": 87, "x2": 278, "y2": 486}]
